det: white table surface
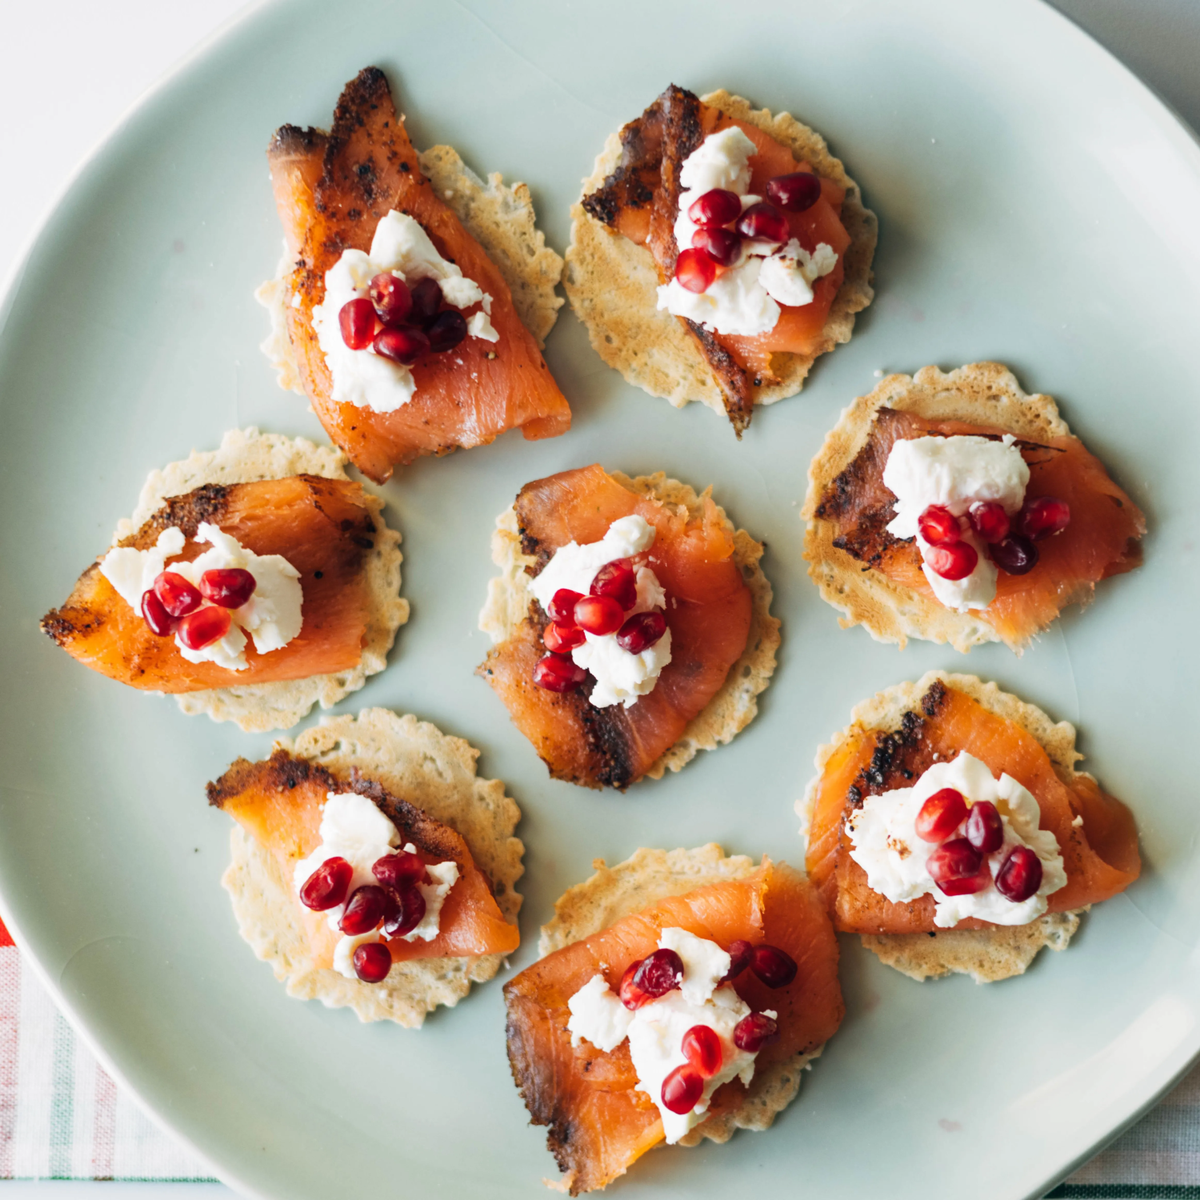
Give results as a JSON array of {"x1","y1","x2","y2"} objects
[{"x1": 1, "y1": 0, "x2": 1197, "y2": 1195}]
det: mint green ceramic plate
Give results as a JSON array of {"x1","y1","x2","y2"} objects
[{"x1": 0, "y1": 0, "x2": 1197, "y2": 1196}]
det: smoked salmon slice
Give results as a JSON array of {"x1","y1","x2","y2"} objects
[
  {"x1": 268, "y1": 67, "x2": 571, "y2": 483},
  {"x1": 504, "y1": 861, "x2": 842, "y2": 1194},
  {"x1": 582, "y1": 84, "x2": 853, "y2": 433},
  {"x1": 478, "y1": 465, "x2": 753, "y2": 789},
  {"x1": 42, "y1": 476, "x2": 376, "y2": 691},
  {"x1": 208, "y1": 749, "x2": 519, "y2": 965},
  {"x1": 805, "y1": 679, "x2": 1140, "y2": 935},
  {"x1": 812, "y1": 407, "x2": 1145, "y2": 648}
]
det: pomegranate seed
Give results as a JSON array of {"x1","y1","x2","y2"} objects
[
  {"x1": 750, "y1": 945, "x2": 798, "y2": 988},
  {"x1": 965, "y1": 801, "x2": 1004, "y2": 854},
  {"x1": 733, "y1": 1012, "x2": 778, "y2": 1053},
  {"x1": 153, "y1": 571, "x2": 203, "y2": 618},
  {"x1": 339, "y1": 298, "x2": 377, "y2": 349},
  {"x1": 427, "y1": 309, "x2": 468, "y2": 353},
  {"x1": 924, "y1": 541, "x2": 978, "y2": 581},
  {"x1": 661, "y1": 1064, "x2": 704, "y2": 1115},
  {"x1": 381, "y1": 884, "x2": 426, "y2": 938},
  {"x1": 764, "y1": 171, "x2": 822, "y2": 212},
  {"x1": 996, "y1": 846, "x2": 1043, "y2": 902},
  {"x1": 691, "y1": 226, "x2": 743, "y2": 267},
  {"x1": 917, "y1": 505, "x2": 960, "y2": 546},
  {"x1": 533, "y1": 653, "x2": 587, "y2": 693},
  {"x1": 681, "y1": 1025, "x2": 723, "y2": 1079},
  {"x1": 140, "y1": 590, "x2": 174, "y2": 636},
  {"x1": 374, "y1": 325, "x2": 429, "y2": 366},
  {"x1": 372, "y1": 851, "x2": 425, "y2": 890},
  {"x1": 177, "y1": 605, "x2": 231, "y2": 650},
  {"x1": 409, "y1": 277, "x2": 443, "y2": 326},
  {"x1": 199, "y1": 568, "x2": 256, "y2": 609},
  {"x1": 339, "y1": 885, "x2": 387, "y2": 935},
  {"x1": 736, "y1": 201, "x2": 789, "y2": 245},
  {"x1": 573, "y1": 594, "x2": 624, "y2": 636},
  {"x1": 618, "y1": 961, "x2": 649, "y2": 1010},
  {"x1": 590, "y1": 559, "x2": 638, "y2": 611},
  {"x1": 368, "y1": 273, "x2": 412, "y2": 327},
  {"x1": 544, "y1": 621, "x2": 585, "y2": 653},
  {"x1": 616, "y1": 611, "x2": 667, "y2": 654},
  {"x1": 914, "y1": 787, "x2": 967, "y2": 843},
  {"x1": 687, "y1": 188, "x2": 742, "y2": 226},
  {"x1": 547, "y1": 588, "x2": 583, "y2": 623},
  {"x1": 298, "y1": 856, "x2": 353, "y2": 911},
  {"x1": 989, "y1": 534, "x2": 1039, "y2": 574},
  {"x1": 968, "y1": 501, "x2": 1011, "y2": 543},
  {"x1": 674, "y1": 246, "x2": 717, "y2": 293},
  {"x1": 352, "y1": 941, "x2": 393, "y2": 983},
  {"x1": 619, "y1": 949, "x2": 684, "y2": 1010},
  {"x1": 720, "y1": 939, "x2": 754, "y2": 983},
  {"x1": 1019, "y1": 497, "x2": 1071, "y2": 540},
  {"x1": 927, "y1": 838, "x2": 989, "y2": 896}
]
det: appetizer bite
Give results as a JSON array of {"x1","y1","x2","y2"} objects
[
  {"x1": 209, "y1": 708, "x2": 522, "y2": 1027},
  {"x1": 259, "y1": 66, "x2": 570, "y2": 483},
  {"x1": 478, "y1": 465, "x2": 779, "y2": 789},
  {"x1": 505, "y1": 845, "x2": 842, "y2": 1194},
  {"x1": 565, "y1": 85, "x2": 876, "y2": 433},
  {"x1": 804, "y1": 362, "x2": 1146, "y2": 652},
  {"x1": 799, "y1": 672, "x2": 1140, "y2": 982},
  {"x1": 41, "y1": 428, "x2": 406, "y2": 732}
]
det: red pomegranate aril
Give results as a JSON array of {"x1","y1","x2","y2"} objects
[
  {"x1": 915, "y1": 787, "x2": 968, "y2": 843},
  {"x1": 368, "y1": 273, "x2": 412, "y2": 328},
  {"x1": 995, "y1": 846, "x2": 1043, "y2": 902},
  {"x1": 616, "y1": 611, "x2": 667, "y2": 655},
  {"x1": 590, "y1": 559, "x2": 638, "y2": 611},
  {"x1": 674, "y1": 246, "x2": 718, "y2": 293},
  {"x1": 720, "y1": 939, "x2": 754, "y2": 983},
  {"x1": 618, "y1": 960, "x2": 649, "y2": 1010},
  {"x1": 573, "y1": 594, "x2": 624, "y2": 636},
  {"x1": 374, "y1": 325, "x2": 429, "y2": 366},
  {"x1": 764, "y1": 171, "x2": 822, "y2": 213},
  {"x1": 681, "y1": 1025, "x2": 723, "y2": 1079},
  {"x1": 427, "y1": 308, "x2": 468, "y2": 353},
  {"x1": 153, "y1": 570, "x2": 203, "y2": 618},
  {"x1": 968, "y1": 501, "x2": 1011, "y2": 544},
  {"x1": 409, "y1": 277, "x2": 443, "y2": 326},
  {"x1": 352, "y1": 941, "x2": 393, "y2": 983},
  {"x1": 989, "y1": 534, "x2": 1039, "y2": 575},
  {"x1": 298, "y1": 856, "x2": 353, "y2": 911},
  {"x1": 736, "y1": 201, "x2": 789, "y2": 245},
  {"x1": 917, "y1": 505, "x2": 960, "y2": 547},
  {"x1": 621, "y1": 949, "x2": 684, "y2": 1010},
  {"x1": 965, "y1": 801, "x2": 1004, "y2": 854},
  {"x1": 544, "y1": 621, "x2": 585, "y2": 654},
  {"x1": 925, "y1": 540, "x2": 978, "y2": 581},
  {"x1": 176, "y1": 604, "x2": 231, "y2": 650},
  {"x1": 1019, "y1": 496, "x2": 1071, "y2": 540},
  {"x1": 547, "y1": 588, "x2": 582, "y2": 624},
  {"x1": 338, "y1": 298, "x2": 377, "y2": 349},
  {"x1": 691, "y1": 225, "x2": 743, "y2": 267},
  {"x1": 381, "y1": 884, "x2": 426, "y2": 938},
  {"x1": 372, "y1": 851, "x2": 425, "y2": 890},
  {"x1": 199, "y1": 567, "x2": 256, "y2": 609},
  {"x1": 533, "y1": 653, "x2": 587, "y2": 693},
  {"x1": 661, "y1": 1064, "x2": 704, "y2": 1115},
  {"x1": 927, "y1": 838, "x2": 988, "y2": 896},
  {"x1": 688, "y1": 188, "x2": 742, "y2": 227},
  {"x1": 140, "y1": 590, "x2": 174, "y2": 636},
  {"x1": 733, "y1": 1012, "x2": 779, "y2": 1053},
  {"x1": 750, "y1": 944, "x2": 798, "y2": 989},
  {"x1": 339, "y1": 885, "x2": 387, "y2": 935}
]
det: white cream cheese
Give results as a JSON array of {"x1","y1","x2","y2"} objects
[
  {"x1": 99, "y1": 522, "x2": 303, "y2": 671},
  {"x1": 528, "y1": 515, "x2": 673, "y2": 708},
  {"x1": 883, "y1": 434, "x2": 1030, "y2": 613},
  {"x1": 844, "y1": 752, "x2": 1067, "y2": 928},
  {"x1": 310, "y1": 209, "x2": 497, "y2": 413}
]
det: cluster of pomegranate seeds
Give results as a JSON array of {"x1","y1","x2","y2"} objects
[
  {"x1": 338, "y1": 271, "x2": 471, "y2": 362},
  {"x1": 619, "y1": 949, "x2": 685, "y2": 1010},
  {"x1": 732, "y1": 1011, "x2": 779, "y2": 1053},
  {"x1": 139, "y1": 563, "x2": 258, "y2": 650}
]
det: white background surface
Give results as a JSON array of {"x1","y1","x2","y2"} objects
[{"x1": 0, "y1": 1, "x2": 1196, "y2": 1196}]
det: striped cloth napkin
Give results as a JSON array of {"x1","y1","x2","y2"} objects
[{"x1": 0, "y1": 917, "x2": 1195, "y2": 1193}]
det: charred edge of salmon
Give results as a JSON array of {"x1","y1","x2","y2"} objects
[
  {"x1": 40, "y1": 603, "x2": 102, "y2": 648},
  {"x1": 269, "y1": 124, "x2": 326, "y2": 160},
  {"x1": 580, "y1": 92, "x2": 667, "y2": 228},
  {"x1": 502, "y1": 1003, "x2": 576, "y2": 1181},
  {"x1": 684, "y1": 319, "x2": 753, "y2": 434}
]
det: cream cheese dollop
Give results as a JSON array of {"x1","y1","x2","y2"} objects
[{"x1": 844, "y1": 751, "x2": 1067, "y2": 927}]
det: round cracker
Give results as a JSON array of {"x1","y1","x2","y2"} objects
[
  {"x1": 221, "y1": 707, "x2": 524, "y2": 1027},
  {"x1": 114, "y1": 427, "x2": 408, "y2": 732},
  {"x1": 539, "y1": 845, "x2": 823, "y2": 1150},
  {"x1": 802, "y1": 361, "x2": 1076, "y2": 653},
  {"x1": 796, "y1": 670, "x2": 1090, "y2": 983},
  {"x1": 562, "y1": 90, "x2": 877, "y2": 416},
  {"x1": 478, "y1": 472, "x2": 781, "y2": 781}
]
